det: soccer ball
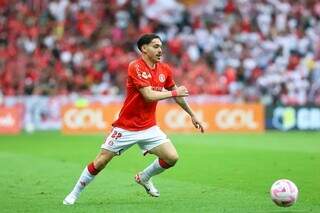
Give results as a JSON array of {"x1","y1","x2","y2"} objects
[{"x1": 270, "y1": 179, "x2": 298, "y2": 207}]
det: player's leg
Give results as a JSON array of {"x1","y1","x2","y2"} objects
[
  {"x1": 139, "y1": 139, "x2": 178, "y2": 182},
  {"x1": 63, "y1": 127, "x2": 134, "y2": 205},
  {"x1": 63, "y1": 149, "x2": 115, "y2": 205},
  {"x1": 135, "y1": 126, "x2": 178, "y2": 197},
  {"x1": 135, "y1": 139, "x2": 178, "y2": 197}
]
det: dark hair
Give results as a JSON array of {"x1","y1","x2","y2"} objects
[{"x1": 137, "y1": 34, "x2": 161, "y2": 51}]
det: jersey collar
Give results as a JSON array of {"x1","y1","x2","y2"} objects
[{"x1": 140, "y1": 57, "x2": 157, "y2": 71}]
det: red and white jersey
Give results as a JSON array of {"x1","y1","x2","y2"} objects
[{"x1": 112, "y1": 58, "x2": 175, "y2": 131}]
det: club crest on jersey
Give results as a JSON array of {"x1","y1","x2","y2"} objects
[{"x1": 159, "y1": 74, "x2": 166, "y2": 82}]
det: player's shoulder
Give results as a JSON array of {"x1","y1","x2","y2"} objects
[
  {"x1": 128, "y1": 59, "x2": 140, "y2": 68},
  {"x1": 128, "y1": 59, "x2": 143, "y2": 73},
  {"x1": 158, "y1": 62, "x2": 172, "y2": 73}
]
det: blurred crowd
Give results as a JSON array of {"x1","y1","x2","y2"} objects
[{"x1": 1, "y1": 0, "x2": 320, "y2": 105}]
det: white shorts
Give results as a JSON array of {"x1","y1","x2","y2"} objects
[{"x1": 101, "y1": 126, "x2": 169, "y2": 155}]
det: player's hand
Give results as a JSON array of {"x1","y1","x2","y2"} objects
[
  {"x1": 191, "y1": 116, "x2": 204, "y2": 133},
  {"x1": 176, "y1": 86, "x2": 189, "y2": 97}
]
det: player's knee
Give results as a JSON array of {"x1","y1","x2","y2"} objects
[
  {"x1": 94, "y1": 151, "x2": 114, "y2": 170},
  {"x1": 166, "y1": 153, "x2": 179, "y2": 166},
  {"x1": 94, "y1": 157, "x2": 107, "y2": 171}
]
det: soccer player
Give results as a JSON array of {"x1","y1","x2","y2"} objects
[{"x1": 63, "y1": 33, "x2": 204, "y2": 205}]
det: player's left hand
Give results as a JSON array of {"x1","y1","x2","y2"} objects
[{"x1": 191, "y1": 116, "x2": 204, "y2": 133}]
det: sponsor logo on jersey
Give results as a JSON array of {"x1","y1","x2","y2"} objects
[
  {"x1": 142, "y1": 71, "x2": 151, "y2": 79},
  {"x1": 137, "y1": 70, "x2": 152, "y2": 79}
]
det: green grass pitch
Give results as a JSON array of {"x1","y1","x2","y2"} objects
[{"x1": 0, "y1": 131, "x2": 319, "y2": 213}]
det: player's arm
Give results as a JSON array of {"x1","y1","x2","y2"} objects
[
  {"x1": 168, "y1": 85, "x2": 204, "y2": 133},
  {"x1": 139, "y1": 86, "x2": 188, "y2": 102}
]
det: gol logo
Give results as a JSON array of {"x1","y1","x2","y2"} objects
[
  {"x1": 64, "y1": 108, "x2": 107, "y2": 129},
  {"x1": 164, "y1": 109, "x2": 207, "y2": 129},
  {"x1": 215, "y1": 109, "x2": 258, "y2": 129},
  {"x1": 0, "y1": 114, "x2": 15, "y2": 127},
  {"x1": 0, "y1": 106, "x2": 22, "y2": 134}
]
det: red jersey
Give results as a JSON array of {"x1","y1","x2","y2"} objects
[{"x1": 112, "y1": 58, "x2": 175, "y2": 130}]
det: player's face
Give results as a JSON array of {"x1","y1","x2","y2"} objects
[{"x1": 143, "y1": 38, "x2": 163, "y2": 63}]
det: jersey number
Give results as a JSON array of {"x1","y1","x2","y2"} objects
[{"x1": 111, "y1": 130, "x2": 122, "y2": 140}]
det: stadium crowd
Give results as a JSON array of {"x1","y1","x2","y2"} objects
[{"x1": 1, "y1": 0, "x2": 320, "y2": 105}]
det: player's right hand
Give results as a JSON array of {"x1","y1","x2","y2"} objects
[{"x1": 176, "y1": 86, "x2": 189, "y2": 97}]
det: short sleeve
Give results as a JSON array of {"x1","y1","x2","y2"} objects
[
  {"x1": 164, "y1": 64, "x2": 175, "y2": 89},
  {"x1": 128, "y1": 63, "x2": 151, "y2": 89}
]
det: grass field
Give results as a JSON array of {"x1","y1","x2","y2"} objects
[{"x1": 0, "y1": 131, "x2": 319, "y2": 213}]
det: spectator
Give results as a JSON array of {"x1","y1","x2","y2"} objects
[{"x1": 0, "y1": 0, "x2": 320, "y2": 106}]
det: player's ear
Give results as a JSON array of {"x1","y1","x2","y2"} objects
[{"x1": 141, "y1": 44, "x2": 148, "y2": 53}]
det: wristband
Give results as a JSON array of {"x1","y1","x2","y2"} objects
[{"x1": 171, "y1": 90, "x2": 178, "y2": 97}]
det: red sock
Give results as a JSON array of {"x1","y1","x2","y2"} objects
[
  {"x1": 87, "y1": 162, "x2": 100, "y2": 175},
  {"x1": 158, "y1": 158, "x2": 172, "y2": 169}
]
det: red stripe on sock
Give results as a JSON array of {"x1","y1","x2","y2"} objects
[
  {"x1": 158, "y1": 159, "x2": 172, "y2": 169},
  {"x1": 87, "y1": 162, "x2": 100, "y2": 175}
]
